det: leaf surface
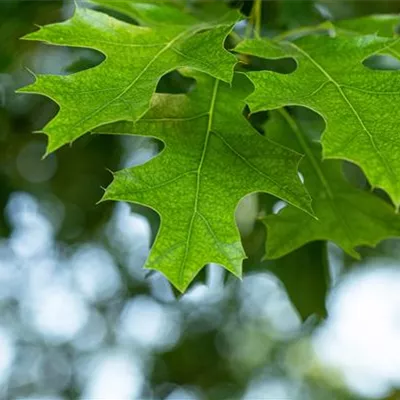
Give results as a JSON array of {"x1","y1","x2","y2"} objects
[
  {"x1": 269, "y1": 241, "x2": 328, "y2": 321},
  {"x1": 235, "y1": 36, "x2": 400, "y2": 205},
  {"x1": 18, "y1": 4, "x2": 238, "y2": 153},
  {"x1": 98, "y1": 72, "x2": 312, "y2": 291},
  {"x1": 334, "y1": 14, "x2": 399, "y2": 37},
  {"x1": 89, "y1": 0, "x2": 235, "y2": 27},
  {"x1": 333, "y1": 15, "x2": 400, "y2": 65},
  {"x1": 263, "y1": 109, "x2": 400, "y2": 259}
]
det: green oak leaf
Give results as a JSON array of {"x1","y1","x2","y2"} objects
[
  {"x1": 277, "y1": 15, "x2": 400, "y2": 70},
  {"x1": 333, "y1": 15, "x2": 400, "y2": 62},
  {"x1": 276, "y1": 15, "x2": 399, "y2": 42},
  {"x1": 18, "y1": 4, "x2": 238, "y2": 154},
  {"x1": 96, "y1": 71, "x2": 312, "y2": 291},
  {"x1": 263, "y1": 109, "x2": 400, "y2": 259},
  {"x1": 334, "y1": 14, "x2": 399, "y2": 37},
  {"x1": 269, "y1": 241, "x2": 328, "y2": 321},
  {"x1": 88, "y1": 0, "x2": 197, "y2": 26},
  {"x1": 89, "y1": 0, "x2": 236, "y2": 27},
  {"x1": 235, "y1": 35, "x2": 400, "y2": 206}
]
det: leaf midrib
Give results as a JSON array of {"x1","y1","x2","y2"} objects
[{"x1": 178, "y1": 79, "x2": 220, "y2": 286}]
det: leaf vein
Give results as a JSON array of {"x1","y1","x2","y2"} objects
[
  {"x1": 178, "y1": 79, "x2": 220, "y2": 286},
  {"x1": 212, "y1": 129, "x2": 303, "y2": 205},
  {"x1": 197, "y1": 211, "x2": 240, "y2": 270},
  {"x1": 70, "y1": 29, "x2": 190, "y2": 130},
  {"x1": 290, "y1": 42, "x2": 397, "y2": 190}
]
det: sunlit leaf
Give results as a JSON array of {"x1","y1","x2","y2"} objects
[
  {"x1": 236, "y1": 35, "x2": 400, "y2": 206},
  {"x1": 97, "y1": 71, "x2": 312, "y2": 291},
  {"x1": 263, "y1": 109, "x2": 400, "y2": 259},
  {"x1": 18, "y1": 3, "x2": 239, "y2": 153}
]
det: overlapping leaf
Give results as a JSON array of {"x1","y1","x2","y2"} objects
[
  {"x1": 263, "y1": 109, "x2": 400, "y2": 259},
  {"x1": 269, "y1": 241, "x2": 328, "y2": 321},
  {"x1": 276, "y1": 15, "x2": 399, "y2": 42},
  {"x1": 97, "y1": 71, "x2": 312, "y2": 291},
  {"x1": 334, "y1": 15, "x2": 400, "y2": 63},
  {"x1": 89, "y1": 0, "x2": 195, "y2": 26},
  {"x1": 18, "y1": 3, "x2": 239, "y2": 154},
  {"x1": 334, "y1": 14, "x2": 399, "y2": 37},
  {"x1": 235, "y1": 35, "x2": 400, "y2": 206},
  {"x1": 90, "y1": 0, "x2": 235, "y2": 27}
]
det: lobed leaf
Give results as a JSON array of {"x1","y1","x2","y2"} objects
[
  {"x1": 97, "y1": 71, "x2": 312, "y2": 291},
  {"x1": 263, "y1": 109, "x2": 400, "y2": 259},
  {"x1": 235, "y1": 35, "x2": 400, "y2": 206},
  {"x1": 18, "y1": 3, "x2": 239, "y2": 154}
]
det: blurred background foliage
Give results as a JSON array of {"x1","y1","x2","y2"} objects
[{"x1": 1, "y1": 1, "x2": 400, "y2": 399}]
